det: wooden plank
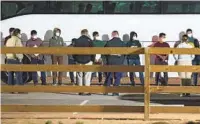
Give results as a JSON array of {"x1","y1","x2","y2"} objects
[
  {"x1": 151, "y1": 106, "x2": 200, "y2": 113},
  {"x1": 1, "y1": 86, "x2": 144, "y2": 93},
  {"x1": 1, "y1": 47, "x2": 144, "y2": 54},
  {"x1": 150, "y1": 86, "x2": 200, "y2": 93},
  {"x1": 144, "y1": 48, "x2": 150, "y2": 120},
  {"x1": 1, "y1": 64, "x2": 144, "y2": 72},
  {"x1": 1, "y1": 105, "x2": 144, "y2": 113},
  {"x1": 149, "y1": 48, "x2": 200, "y2": 54},
  {"x1": 150, "y1": 65, "x2": 200, "y2": 72}
]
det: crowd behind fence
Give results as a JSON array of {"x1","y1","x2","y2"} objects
[{"x1": 1, "y1": 47, "x2": 200, "y2": 120}]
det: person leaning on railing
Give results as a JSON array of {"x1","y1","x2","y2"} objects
[
  {"x1": 174, "y1": 34, "x2": 195, "y2": 97},
  {"x1": 5, "y1": 28, "x2": 24, "y2": 85},
  {"x1": 49, "y1": 28, "x2": 64, "y2": 85}
]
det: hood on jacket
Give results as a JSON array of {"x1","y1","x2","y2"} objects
[{"x1": 53, "y1": 28, "x2": 61, "y2": 37}]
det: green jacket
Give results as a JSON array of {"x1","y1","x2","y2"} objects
[{"x1": 92, "y1": 40, "x2": 106, "y2": 47}]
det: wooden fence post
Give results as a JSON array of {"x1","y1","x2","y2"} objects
[{"x1": 144, "y1": 47, "x2": 150, "y2": 120}]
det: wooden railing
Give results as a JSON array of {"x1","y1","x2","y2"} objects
[{"x1": 1, "y1": 47, "x2": 200, "y2": 120}]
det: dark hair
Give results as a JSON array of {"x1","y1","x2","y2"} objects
[
  {"x1": 13, "y1": 28, "x2": 21, "y2": 36},
  {"x1": 130, "y1": 31, "x2": 138, "y2": 41},
  {"x1": 9, "y1": 28, "x2": 15, "y2": 33},
  {"x1": 159, "y1": 33, "x2": 166, "y2": 38},
  {"x1": 31, "y1": 30, "x2": 37, "y2": 35},
  {"x1": 81, "y1": 29, "x2": 88, "y2": 35},
  {"x1": 186, "y1": 28, "x2": 192, "y2": 33},
  {"x1": 93, "y1": 31, "x2": 99, "y2": 37},
  {"x1": 112, "y1": 30, "x2": 119, "y2": 35},
  {"x1": 182, "y1": 34, "x2": 188, "y2": 39}
]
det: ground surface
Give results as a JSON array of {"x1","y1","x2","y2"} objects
[{"x1": 1, "y1": 77, "x2": 200, "y2": 124}]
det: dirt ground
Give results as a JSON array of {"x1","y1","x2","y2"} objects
[{"x1": 1, "y1": 112, "x2": 200, "y2": 124}]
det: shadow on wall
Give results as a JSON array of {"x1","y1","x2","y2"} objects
[
  {"x1": 21, "y1": 33, "x2": 28, "y2": 45},
  {"x1": 102, "y1": 34, "x2": 109, "y2": 41},
  {"x1": 123, "y1": 34, "x2": 129, "y2": 42},
  {"x1": 44, "y1": 30, "x2": 53, "y2": 42}
]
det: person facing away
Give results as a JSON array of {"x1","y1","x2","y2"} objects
[
  {"x1": 174, "y1": 34, "x2": 195, "y2": 97},
  {"x1": 186, "y1": 28, "x2": 200, "y2": 86},
  {"x1": 5, "y1": 28, "x2": 23, "y2": 85},
  {"x1": 68, "y1": 38, "x2": 77, "y2": 85},
  {"x1": 91, "y1": 31, "x2": 107, "y2": 84},
  {"x1": 126, "y1": 31, "x2": 144, "y2": 86},
  {"x1": 26, "y1": 30, "x2": 46, "y2": 85},
  {"x1": 104, "y1": 30, "x2": 125, "y2": 96},
  {"x1": 85, "y1": 4, "x2": 92, "y2": 13},
  {"x1": 73, "y1": 29, "x2": 95, "y2": 96},
  {"x1": 4, "y1": 27, "x2": 15, "y2": 45},
  {"x1": 49, "y1": 28, "x2": 64, "y2": 85},
  {"x1": 153, "y1": 33, "x2": 170, "y2": 86}
]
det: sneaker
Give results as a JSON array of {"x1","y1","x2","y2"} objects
[
  {"x1": 86, "y1": 93, "x2": 91, "y2": 96},
  {"x1": 104, "y1": 93, "x2": 108, "y2": 95},
  {"x1": 52, "y1": 83, "x2": 57, "y2": 86},
  {"x1": 79, "y1": 93, "x2": 84, "y2": 95}
]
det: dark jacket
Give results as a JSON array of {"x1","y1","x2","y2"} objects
[
  {"x1": 193, "y1": 38, "x2": 200, "y2": 61},
  {"x1": 126, "y1": 40, "x2": 142, "y2": 60},
  {"x1": 73, "y1": 35, "x2": 95, "y2": 64},
  {"x1": 105, "y1": 37, "x2": 125, "y2": 65}
]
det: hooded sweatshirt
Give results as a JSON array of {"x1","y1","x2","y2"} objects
[{"x1": 49, "y1": 28, "x2": 64, "y2": 56}]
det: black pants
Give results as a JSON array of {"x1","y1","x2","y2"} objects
[{"x1": 155, "y1": 59, "x2": 168, "y2": 86}]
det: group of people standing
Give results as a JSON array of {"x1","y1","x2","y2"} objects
[{"x1": 3, "y1": 27, "x2": 199, "y2": 96}]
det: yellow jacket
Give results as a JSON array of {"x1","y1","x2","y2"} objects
[{"x1": 5, "y1": 36, "x2": 23, "y2": 60}]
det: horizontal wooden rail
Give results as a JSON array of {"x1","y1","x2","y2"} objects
[
  {"x1": 151, "y1": 106, "x2": 200, "y2": 113},
  {"x1": 1, "y1": 47, "x2": 144, "y2": 54},
  {"x1": 1, "y1": 64, "x2": 144, "y2": 72},
  {"x1": 149, "y1": 48, "x2": 200, "y2": 54},
  {"x1": 150, "y1": 65, "x2": 200, "y2": 72},
  {"x1": 1, "y1": 105, "x2": 144, "y2": 113},
  {"x1": 150, "y1": 86, "x2": 200, "y2": 93},
  {"x1": 1, "y1": 86, "x2": 144, "y2": 93}
]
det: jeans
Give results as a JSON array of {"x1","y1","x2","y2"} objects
[
  {"x1": 127, "y1": 59, "x2": 144, "y2": 85},
  {"x1": 91, "y1": 72, "x2": 103, "y2": 83},
  {"x1": 68, "y1": 58, "x2": 76, "y2": 83},
  {"x1": 192, "y1": 59, "x2": 200, "y2": 86},
  {"x1": 155, "y1": 59, "x2": 168, "y2": 86},
  {"x1": 105, "y1": 72, "x2": 122, "y2": 86},
  {"x1": 7, "y1": 59, "x2": 23, "y2": 85},
  {"x1": 31, "y1": 58, "x2": 46, "y2": 85}
]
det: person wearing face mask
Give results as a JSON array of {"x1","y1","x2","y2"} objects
[
  {"x1": 153, "y1": 33, "x2": 170, "y2": 86},
  {"x1": 186, "y1": 29, "x2": 200, "y2": 86},
  {"x1": 91, "y1": 31, "x2": 107, "y2": 84},
  {"x1": 174, "y1": 35, "x2": 195, "y2": 97},
  {"x1": 5, "y1": 28, "x2": 24, "y2": 86},
  {"x1": 49, "y1": 28, "x2": 64, "y2": 85},
  {"x1": 104, "y1": 31, "x2": 126, "y2": 96},
  {"x1": 126, "y1": 31, "x2": 144, "y2": 86},
  {"x1": 26, "y1": 30, "x2": 46, "y2": 85}
]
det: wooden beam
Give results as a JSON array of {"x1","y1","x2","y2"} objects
[
  {"x1": 149, "y1": 48, "x2": 200, "y2": 54},
  {"x1": 1, "y1": 86, "x2": 144, "y2": 93},
  {"x1": 1, "y1": 64, "x2": 144, "y2": 72},
  {"x1": 1, "y1": 47, "x2": 144, "y2": 54},
  {"x1": 150, "y1": 86, "x2": 200, "y2": 93},
  {"x1": 144, "y1": 47, "x2": 150, "y2": 120},
  {"x1": 151, "y1": 106, "x2": 200, "y2": 113},
  {"x1": 1, "y1": 105, "x2": 144, "y2": 113},
  {"x1": 150, "y1": 65, "x2": 200, "y2": 72}
]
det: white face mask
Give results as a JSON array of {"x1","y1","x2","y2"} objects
[
  {"x1": 187, "y1": 34, "x2": 192, "y2": 37},
  {"x1": 95, "y1": 36, "x2": 100, "y2": 40},
  {"x1": 56, "y1": 32, "x2": 60, "y2": 36},
  {"x1": 161, "y1": 38, "x2": 166, "y2": 42},
  {"x1": 32, "y1": 35, "x2": 37, "y2": 39},
  {"x1": 133, "y1": 36, "x2": 137, "y2": 40},
  {"x1": 18, "y1": 34, "x2": 21, "y2": 38}
]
